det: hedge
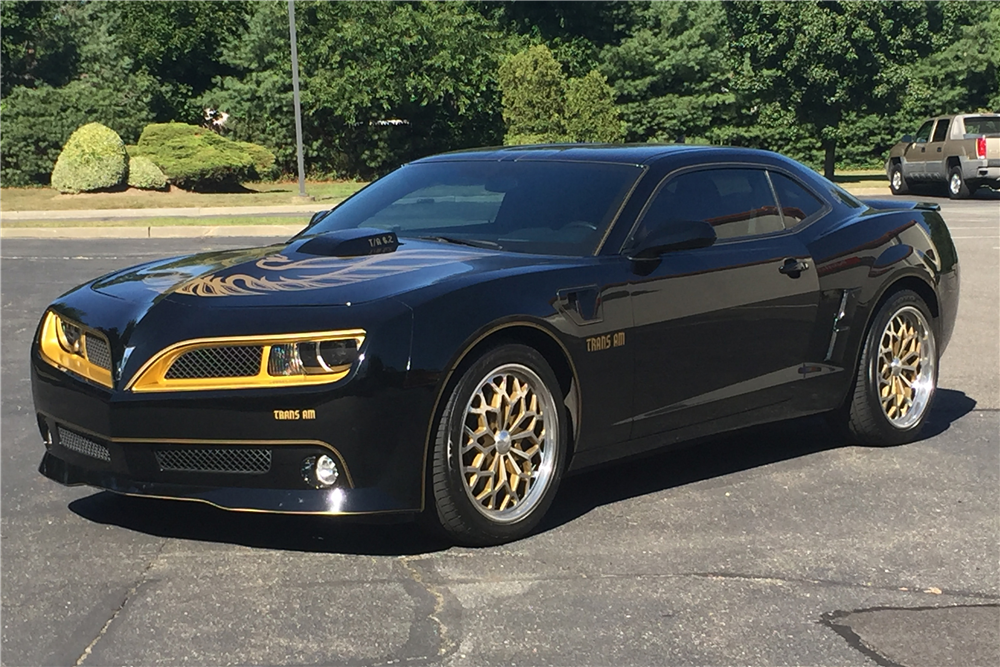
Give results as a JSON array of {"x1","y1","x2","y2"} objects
[{"x1": 134, "y1": 123, "x2": 256, "y2": 190}]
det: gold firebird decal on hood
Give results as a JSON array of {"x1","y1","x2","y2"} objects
[{"x1": 172, "y1": 249, "x2": 480, "y2": 297}]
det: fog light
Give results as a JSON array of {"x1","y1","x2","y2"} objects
[{"x1": 315, "y1": 455, "x2": 339, "y2": 486}]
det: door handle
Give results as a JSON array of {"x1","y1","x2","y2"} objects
[
  {"x1": 779, "y1": 257, "x2": 810, "y2": 278},
  {"x1": 936, "y1": 147, "x2": 942, "y2": 152}
]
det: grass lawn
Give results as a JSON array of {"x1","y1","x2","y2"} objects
[
  {"x1": 0, "y1": 180, "x2": 366, "y2": 211},
  {"x1": 832, "y1": 168, "x2": 887, "y2": 189},
  {"x1": 0, "y1": 215, "x2": 310, "y2": 228}
]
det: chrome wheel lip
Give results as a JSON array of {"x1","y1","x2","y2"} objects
[
  {"x1": 458, "y1": 363, "x2": 558, "y2": 524},
  {"x1": 875, "y1": 305, "x2": 936, "y2": 430}
]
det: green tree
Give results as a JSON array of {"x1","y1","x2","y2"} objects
[
  {"x1": 565, "y1": 71, "x2": 625, "y2": 143},
  {"x1": 601, "y1": 1, "x2": 735, "y2": 144},
  {"x1": 725, "y1": 0, "x2": 935, "y2": 178},
  {"x1": 498, "y1": 44, "x2": 569, "y2": 143},
  {"x1": 481, "y1": 1, "x2": 639, "y2": 78},
  {"x1": 89, "y1": 1, "x2": 252, "y2": 122},
  {"x1": 0, "y1": 0, "x2": 80, "y2": 96},
  {"x1": 208, "y1": 1, "x2": 506, "y2": 178}
]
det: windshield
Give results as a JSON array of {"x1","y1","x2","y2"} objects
[{"x1": 305, "y1": 160, "x2": 644, "y2": 256}]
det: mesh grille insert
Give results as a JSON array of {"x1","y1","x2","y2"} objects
[
  {"x1": 58, "y1": 427, "x2": 111, "y2": 462},
  {"x1": 155, "y1": 448, "x2": 272, "y2": 474},
  {"x1": 165, "y1": 346, "x2": 263, "y2": 379},
  {"x1": 85, "y1": 334, "x2": 112, "y2": 370}
]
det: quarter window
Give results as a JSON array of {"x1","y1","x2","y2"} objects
[
  {"x1": 768, "y1": 172, "x2": 824, "y2": 227},
  {"x1": 635, "y1": 168, "x2": 783, "y2": 243},
  {"x1": 932, "y1": 119, "x2": 950, "y2": 142}
]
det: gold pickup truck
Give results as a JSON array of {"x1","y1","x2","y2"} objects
[{"x1": 886, "y1": 113, "x2": 1000, "y2": 198}]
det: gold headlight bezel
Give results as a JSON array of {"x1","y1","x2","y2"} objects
[
  {"x1": 125, "y1": 329, "x2": 366, "y2": 393},
  {"x1": 37, "y1": 311, "x2": 114, "y2": 389}
]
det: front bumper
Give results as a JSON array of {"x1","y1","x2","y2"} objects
[{"x1": 32, "y1": 349, "x2": 435, "y2": 516}]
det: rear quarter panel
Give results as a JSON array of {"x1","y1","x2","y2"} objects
[{"x1": 803, "y1": 204, "x2": 959, "y2": 409}]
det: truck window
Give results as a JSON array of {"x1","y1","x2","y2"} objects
[
  {"x1": 932, "y1": 119, "x2": 950, "y2": 142},
  {"x1": 914, "y1": 120, "x2": 933, "y2": 143},
  {"x1": 964, "y1": 117, "x2": 1000, "y2": 136}
]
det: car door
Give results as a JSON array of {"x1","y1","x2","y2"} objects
[
  {"x1": 925, "y1": 118, "x2": 951, "y2": 181},
  {"x1": 904, "y1": 120, "x2": 935, "y2": 180},
  {"x1": 624, "y1": 166, "x2": 822, "y2": 440}
]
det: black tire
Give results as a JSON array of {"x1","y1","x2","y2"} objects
[
  {"x1": 948, "y1": 166, "x2": 971, "y2": 199},
  {"x1": 888, "y1": 163, "x2": 910, "y2": 195},
  {"x1": 427, "y1": 344, "x2": 566, "y2": 546},
  {"x1": 838, "y1": 290, "x2": 938, "y2": 446}
]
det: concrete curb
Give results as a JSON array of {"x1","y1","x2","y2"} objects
[{"x1": 1, "y1": 225, "x2": 304, "y2": 239}]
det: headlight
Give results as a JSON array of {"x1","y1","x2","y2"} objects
[
  {"x1": 37, "y1": 311, "x2": 114, "y2": 388},
  {"x1": 126, "y1": 329, "x2": 365, "y2": 393}
]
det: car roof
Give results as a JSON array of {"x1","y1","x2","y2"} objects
[{"x1": 413, "y1": 143, "x2": 781, "y2": 167}]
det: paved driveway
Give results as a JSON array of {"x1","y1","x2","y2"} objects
[{"x1": 2, "y1": 196, "x2": 997, "y2": 666}]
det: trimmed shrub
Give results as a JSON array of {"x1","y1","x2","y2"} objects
[
  {"x1": 127, "y1": 156, "x2": 168, "y2": 190},
  {"x1": 50, "y1": 123, "x2": 128, "y2": 194},
  {"x1": 237, "y1": 141, "x2": 277, "y2": 180},
  {"x1": 135, "y1": 123, "x2": 255, "y2": 190},
  {"x1": 0, "y1": 79, "x2": 154, "y2": 187}
]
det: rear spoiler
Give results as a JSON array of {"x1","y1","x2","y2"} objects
[{"x1": 860, "y1": 198, "x2": 941, "y2": 212}]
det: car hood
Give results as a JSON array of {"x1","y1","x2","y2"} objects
[{"x1": 90, "y1": 238, "x2": 506, "y2": 309}]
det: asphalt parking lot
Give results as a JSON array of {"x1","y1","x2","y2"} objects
[{"x1": 2, "y1": 195, "x2": 997, "y2": 667}]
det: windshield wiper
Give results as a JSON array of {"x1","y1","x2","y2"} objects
[{"x1": 416, "y1": 235, "x2": 502, "y2": 249}]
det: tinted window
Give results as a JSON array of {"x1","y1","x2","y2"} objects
[
  {"x1": 769, "y1": 172, "x2": 825, "y2": 227},
  {"x1": 636, "y1": 168, "x2": 783, "y2": 243},
  {"x1": 963, "y1": 117, "x2": 1000, "y2": 136},
  {"x1": 915, "y1": 121, "x2": 933, "y2": 143},
  {"x1": 307, "y1": 161, "x2": 643, "y2": 256},
  {"x1": 932, "y1": 119, "x2": 950, "y2": 142}
]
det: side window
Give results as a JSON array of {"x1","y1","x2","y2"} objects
[
  {"x1": 932, "y1": 119, "x2": 950, "y2": 142},
  {"x1": 634, "y1": 168, "x2": 782, "y2": 243},
  {"x1": 768, "y1": 172, "x2": 825, "y2": 228},
  {"x1": 914, "y1": 121, "x2": 934, "y2": 143}
]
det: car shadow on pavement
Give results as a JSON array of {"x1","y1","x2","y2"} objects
[
  {"x1": 69, "y1": 389, "x2": 976, "y2": 554},
  {"x1": 69, "y1": 493, "x2": 448, "y2": 556},
  {"x1": 539, "y1": 388, "x2": 977, "y2": 534}
]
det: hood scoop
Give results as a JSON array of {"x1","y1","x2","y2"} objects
[{"x1": 296, "y1": 228, "x2": 400, "y2": 257}]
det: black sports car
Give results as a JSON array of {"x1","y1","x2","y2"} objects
[{"x1": 32, "y1": 145, "x2": 959, "y2": 545}]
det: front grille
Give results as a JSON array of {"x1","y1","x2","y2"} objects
[
  {"x1": 165, "y1": 346, "x2": 263, "y2": 379},
  {"x1": 58, "y1": 427, "x2": 111, "y2": 462},
  {"x1": 155, "y1": 448, "x2": 272, "y2": 474},
  {"x1": 84, "y1": 334, "x2": 112, "y2": 370}
]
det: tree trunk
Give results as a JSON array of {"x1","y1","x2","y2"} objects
[{"x1": 823, "y1": 139, "x2": 836, "y2": 180}]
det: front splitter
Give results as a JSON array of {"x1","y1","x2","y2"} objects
[{"x1": 39, "y1": 452, "x2": 419, "y2": 516}]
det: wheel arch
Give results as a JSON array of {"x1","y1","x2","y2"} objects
[
  {"x1": 419, "y1": 320, "x2": 582, "y2": 510},
  {"x1": 946, "y1": 156, "x2": 961, "y2": 171}
]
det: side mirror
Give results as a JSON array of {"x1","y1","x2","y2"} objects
[
  {"x1": 628, "y1": 220, "x2": 717, "y2": 260},
  {"x1": 901, "y1": 134, "x2": 913, "y2": 144}
]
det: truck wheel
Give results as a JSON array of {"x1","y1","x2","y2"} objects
[
  {"x1": 948, "y1": 166, "x2": 971, "y2": 199},
  {"x1": 888, "y1": 163, "x2": 910, "y2": 195}
]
